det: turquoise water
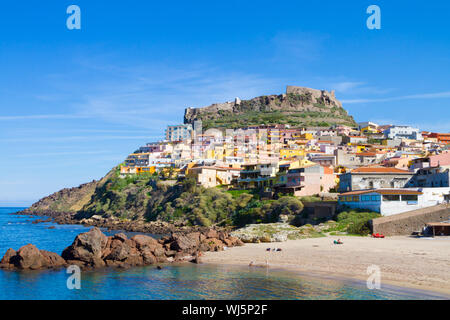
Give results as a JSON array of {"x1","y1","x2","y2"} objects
[{"x1": 0, "y1": 207, "x2": 447, "y2": 300}]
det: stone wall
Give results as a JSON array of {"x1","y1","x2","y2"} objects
[
  {"x1": 370, "y1": 204, "x2": 450, "y2": 236},
  {"x1": 302, "y1": 201, "x2": 338, "y2": 220}
]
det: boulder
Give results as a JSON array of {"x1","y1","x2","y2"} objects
[
  {"x1": 131, "y1": 234, "x2": 159, "y2": 250},
  {"x1": 200, "y1": 238, "x2": 224, "y2": 252},
  {"x1": 61, "y1": 227, "x2": 108, "y2": 266},
  {"x1": 165, "y1": 250, "x2": 177, "y2": 257},
  {"x1": 218, "y1": 231, "x2": 228, "y2": 241},
  {"x1": 106, "y1": 239, "x2": 131, "y2": 261},
  {"x1": 170, "y1": 232, "x2": 201, "y2": 251},
  {"x1": 123, "y1": 249, "x2": 144, "y2": 266},
  {"x1": 40, "y1": 250, "x2": 66, "y2": 268},
  {"x1": 204, "y1": 229, "x2": 218, "y2": 239},
  {"x1": 229, "y1": 236, "x2": 244, "y2": 246},
  {"x1": 222, "y1": 238, "x2": 234, "y2": 247},
  {"x1": 141, "y1": 250, "x2": 157, "y2": 264},
  {"x1": 153, "y1": 247, "x2": 167, "y2": 263},
  {"x1": 113, "y1": 233, "x2": 127, "y2": 242},
  {"x1": 16, "y1": 244, "x2": 46, "y2": 270},
  {"x1": 0, "y1": 248, "x2": 17, "y2": 269}
]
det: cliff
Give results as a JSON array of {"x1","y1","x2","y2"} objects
[{"x1": 184, "y1": 86, "x2": 356, "y2": 129}]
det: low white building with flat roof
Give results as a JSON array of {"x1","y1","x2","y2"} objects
[{"x1": 338, "y1": 187, "x2": 450, "y2": 216}]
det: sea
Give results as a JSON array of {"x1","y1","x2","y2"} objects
[{"x1": 0, "y1": 207, "x2": 447, "y2": 300}]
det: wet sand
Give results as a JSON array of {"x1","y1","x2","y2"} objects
[{"x1": 202, "y1": 236, "x2": 450, "y2": 296}]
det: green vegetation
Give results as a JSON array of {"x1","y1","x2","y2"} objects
[
  {"x1": 79, "y1": 172, "x2": 305, "y2": 227},
  {"x1": 298, "y1": 195, "x2": 322, "y2": 202},
  {"x1": 193, "y1": 92, "x2": 356, "y2": 130},
  {"x1": 323, "y1": 209, "x2": 381, "y2": 235},
  {"x1": 73, "y1": 167, "x2": 379, "y2": 236},
  {"x1": 201, "y1": 110, "x2": 354, "y2": 130}
]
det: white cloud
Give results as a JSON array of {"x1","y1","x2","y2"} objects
[
  {"x1": 0, "y1": 114, "x2": 88, "y2": 121},
  {"x1": 342, "y1": 91, "x2": 450, "y2": 104},
  {"x1": 331, "y1": 81, "x2": 366, "y2": 93}
]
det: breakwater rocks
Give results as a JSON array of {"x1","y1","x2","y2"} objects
[{"x1": 0, "y1": 227, "x2": 244, "y2": 271}]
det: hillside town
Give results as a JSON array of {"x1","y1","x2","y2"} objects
[{"x1": 119, "y1": 118, "x2": 450, "y2": 219}]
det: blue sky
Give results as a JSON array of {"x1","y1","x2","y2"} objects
[{"x1": 1, "y1": 1, "x2": 450, "y2": 206}]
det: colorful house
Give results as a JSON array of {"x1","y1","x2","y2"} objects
[
  {"x1": 275, "y1": 159, "x2": 336, "y2": 196},
  {"x1": 338, "y1": 188, "x2": 448, "y2": 216}
]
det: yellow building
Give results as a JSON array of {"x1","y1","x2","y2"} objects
[
  {"x1": 356, "y1": 145, "x2": 365, "y2": 153},
  {"x1": 361, "y1": 126, "x2": 379, "y2": 134},
  {"x1": 279, "y1": 148, "x2": 305, "y2": 159},
  {"x1": 300, "y1": 133, "x2": 314, "y2": 140},
  {"x1": 120, "y1": 165, "x2": 156, "y2": 175}
]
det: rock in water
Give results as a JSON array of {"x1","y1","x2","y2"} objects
[
  {"x1": 0, "y1": 227, "x2": 245, "y2": 271},
  {"x1": 40, "y1": 250, "x2": 67, "y2": 268},
  {"x1": 170, "y1": 232, "x2": 201, "y2": 252},
  {"x1": 0, "y1": 248, "x2": 17, "y2": 269},
  {"x1": 62, "y1": 227, "x2": 108, "y2": 267},
  {"x1": 16, "y1": 244, "x2": 45, "y2": 269},
  {"x1": 0, "y1": 245, "x2": 66, "y2": 270}
]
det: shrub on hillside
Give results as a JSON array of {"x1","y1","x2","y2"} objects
[{"x1": 333, "y1": 209, "x2": 381, "y2": 235}]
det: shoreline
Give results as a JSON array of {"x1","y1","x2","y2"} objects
[
  {"x1": 9, "y1": 209, "x2": 450, "y2": 298},
  {"x1": 201, "y1": 261, "x2": 450, "y2": 299},
  {"x1": 202, "y1": 236, "x2": 450, "y2": 297},
  {"x1": 15, "y1": 209, "x2": 179, "y2": 235}
]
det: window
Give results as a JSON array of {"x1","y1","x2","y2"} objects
[
  {"x1": 371, "y1": 195, "x2": 380, "y2": 201},
  {"x1": 382, "y1": 194, "x2": 400, "y2": 201},
  {"x1": 352, "y1": 196, "x2": 359, "y2": 202},
  {"x1": 402, "y1": 195, "x2": 418, "y2": 202}
]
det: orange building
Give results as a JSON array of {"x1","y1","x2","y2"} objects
[{"x1": 428, "y1": 133, "x2": 450, "y2": 144}]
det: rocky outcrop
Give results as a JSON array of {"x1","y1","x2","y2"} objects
[
  {"x1": 62, "y1": 227, "x2": 109, "y2": 268},
  {"x1": 0, "y1": 245, "x2": 66, "y2": 270},
  {"x1": 184, "y1": 85, "x2": 356, "y2": 128},
  {"x1": 0, "y1": 227, "x2": 244, "y2": 271}
]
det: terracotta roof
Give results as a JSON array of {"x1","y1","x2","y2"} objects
[
  {"x1": 190, "y1": 166, "x2": 241, "y2": 171},
  {"x1": 354, "y1": 152, "x2": 377, "y2": 157},
  {"x1": 340, "y1": 189, "x2": 423, "y2": 196},
  {"x1": 351, "y1": 166, "x2": 412, "y2": 174},
  {"x1": 426, "y1": 222, "x2": 450, "y2": 227}
]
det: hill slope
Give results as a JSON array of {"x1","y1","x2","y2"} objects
[
  {"x1": 20, "y1": 169, "x2": 116, "y2": 215},
  {"x1": 184, "y1": 86, "x2": 356, "y2": 129}
]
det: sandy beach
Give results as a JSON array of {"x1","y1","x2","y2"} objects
[{"x1": 203, "y1": 236, "x2": 450, "y2": 296}]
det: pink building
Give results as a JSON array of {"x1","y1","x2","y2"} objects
[{"x1": 277, "y1": 162, "x2": 337, "y2": 196}]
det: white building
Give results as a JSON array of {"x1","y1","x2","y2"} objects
[
  {"x1": 165, "y1": 124, "x2": 193, "y2": 142},
  {"x1": 384, "y1": 125, "x2": 423, "y2": 141},
  {"x1": 357, "y1": 121, "x2": 379, "y2": 130},
  {"x1": 338, "y1": 187, "x2": 450, "y2": 216}
]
